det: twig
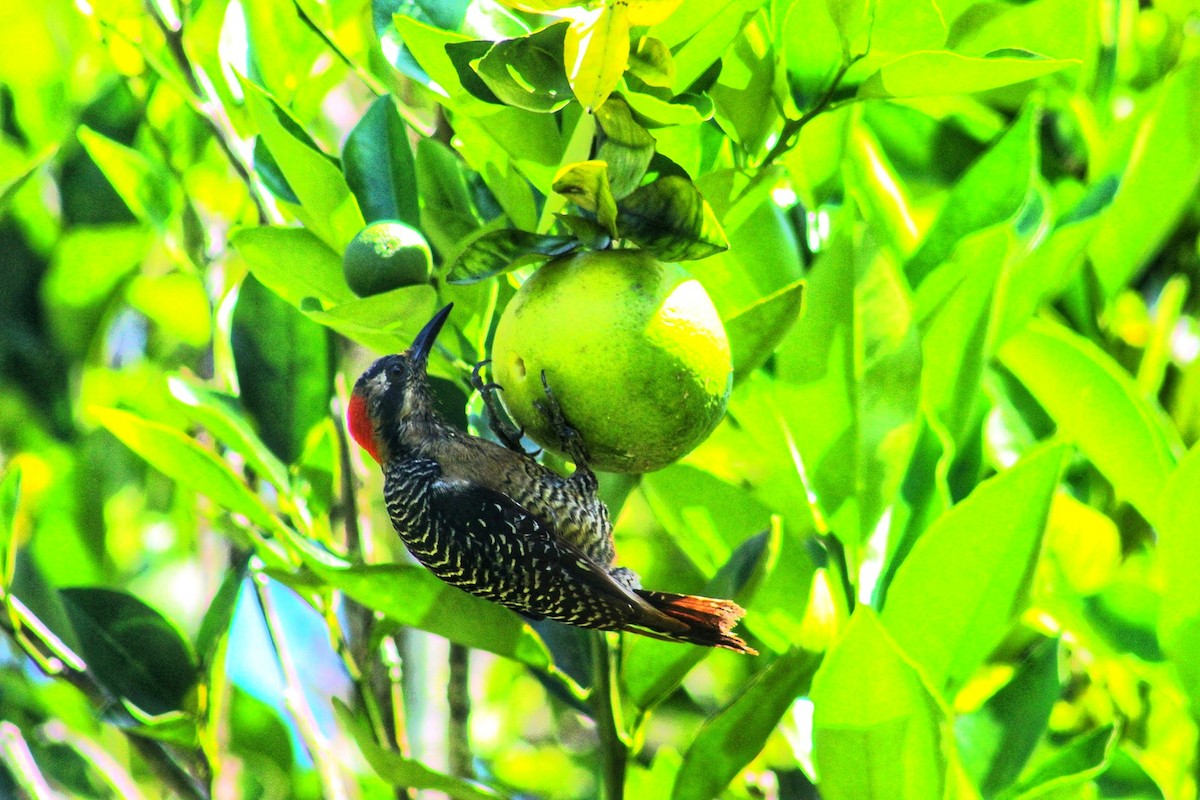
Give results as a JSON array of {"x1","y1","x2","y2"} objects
[
  {"x1": 447, "y1": 643, "x2": 473, "y2": 778},
  {"x1": 252, "y1": 570, "x2": 351, "y2": 800},
  {"x1": 591, "y1": 631, "x2": 627, "y2": 800},
  {"x1": 760, "y1": 54, "x2": 865, "y2": 170}
]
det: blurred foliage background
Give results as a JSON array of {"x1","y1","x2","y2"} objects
[{"x1": 1, "y1": 0, "x2": 1200, "y2": 798}]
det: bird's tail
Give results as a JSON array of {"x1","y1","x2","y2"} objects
[{"x1": 635, "y1": 590, "x2": 757, "y2": 655}]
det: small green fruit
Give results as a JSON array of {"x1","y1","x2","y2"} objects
[{"x1": 343, "y1": 221, "x2": 433, "y2": 297}]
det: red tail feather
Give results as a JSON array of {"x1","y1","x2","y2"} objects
[{"x1": 636, "y1": 591, "x2": 757, "y2": 654}]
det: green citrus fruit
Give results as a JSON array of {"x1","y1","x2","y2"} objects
[
  {"x1": 492, "y1": 249, "x2": 732, "y2": 474},
  {"x1": 343, "y1": 221, "x2": 432, "y2": 297}
]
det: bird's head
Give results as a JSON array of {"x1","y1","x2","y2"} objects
[{"x1": 348, "y1": 303, "x2": 453, "y2": 464}]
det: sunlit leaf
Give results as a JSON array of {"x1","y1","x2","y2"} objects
[
  {"x1": 628, "y1": 37, "x2": 675, "y2": 88},
  {"x1": 552, "y1": 160, "x2": 618, "y2": 237},
  {"x1": 595, "y1": 95, "x2": 656, "y2": 198},
  {"x1": 77, "y1": 126, "x2": 178, "y2": 230},
  {"x1": 1157, "y1": 443, "x2": 1200, "y2": 707},
  {"x1": 725, "y1": 279, "x2": 806, "y2": 381},
  {"x1": 475, "y1": 22, "x2": 573, "y2": 112},
  {"x1": 231, "y1": 225, "x2": 355, "y2": 308},
  {"x1": 859, "y1": 51, "x2": 1080, "y2": 99},
  {"x1": 415, "y1": 138, "x2": 484, "y2": 260},
  {"x1": 565, "y1": 3, "x2": 631, "y2": 111},
  {"x1": 882, "y1": 444, "x2": 1065, "y2": 693},
  {"x1": 811, "y1": 607, "x2": 948, "y2": 800},
  {"x1": 998, "y1": 320, "x2": 1180, "y2": 526}
]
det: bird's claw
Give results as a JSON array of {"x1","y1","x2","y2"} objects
[
  {"x1": 535, "y1": 370, "x2": 590, "y2": 466},
  {"x1": 470, "y1": 358, "x2": 531, "y2": 455}
]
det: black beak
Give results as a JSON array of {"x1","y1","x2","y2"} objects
[{"x1": 408, "y1": 303, "x2": 453, "y2": 366}]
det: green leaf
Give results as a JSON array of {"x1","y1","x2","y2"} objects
[
  {"x1": 997, "y1": 320, "x2": 1180, "y2": 526},
  {"x1": 657, "y1": 0, "x2": 755, "y2": 93},
  {"x1": 475, "y1": 22, "x2": 573, "y2": 113},
  {"x1": 391, "y1": 14, "x2": 476, "y2": 102},
  {"x1": 60, "y1": 587, "x2": 197, "y2": 716},
  {"x1": 92, "y1": 407, "x2": 294, "y2": 565},
  {"x1": 342, "y1": 95, "x2": 420, "y2": 228},
  {"x1": 77, "y1": 126, "x2": 178, "y2": 230},
  {"x1": 232, "y1": 275, "x2": 334, "y2": 465},
  {"x1": 335, "y1": 700, "x2": 505, "y2": 798},
  {"x1": 195, "y1": 553, "x2": 250, "y2": 670},
  {"x1": 166, "y1": 376, "x2": 291, "y2": 492},
  {"x1": 1006, "y1": 725, "x2": 1116, "y2": 799},
  {"x1": 565, "y1": 3, "x2": 631, "y2": 111},
  {"x1": 616, "y1": 176, "x2": 729, "y2": 261},
  {"x1": 240, "y1": 77, "x2": 365, "y2": 251},
  {"x1": 778, "y1": 0, "x2": 843, "y2": 112},
  {"x1": 552, "y1": 160, "x2": 618, "y2": 237},
  {"x1": 416, "y1": 138, "x2": 483, "y2": 260},
  {"x1": 595, "y1": 95, "x2": 656, "y2": 199},
  {"x1": 711, "y1": 13, "x2": 779, "y2": 155},
  {"x1": 232, "y1": 225, "x2": 355, "y2": 308},
  {"x1": 672, "y1": 646, "x2": 818, "y2": 800},
  {"x1": 624, "y1": 524, "x2": 778, "y2": 711},
  {"x1": 628, "y1": 37, "x2": 675, "y2": 88},
  {"x1": 446, "y1": 229, "x2": 577, "y2": 284},
  {"x1": 1156, "y1": 443, "x2": 1200, "y2": 707},
  {"x1": 726, "y1": 279, "x2": 806, "y2": 381},
  {"x1": 0, "y1": 144, "x2": 56, "y2": 211},
  {"x1": 811, "y1": 607, "x2": 948, "y2": 800},
  {"x1": 956, "y1": 640, "x2": 1061, "y2": 797},
  {"x1": 906, "y1": 105, "x2": 1039, "y2": 286},
  {"x1": 622, "y1": 89, "x2": 714, "y2": 127},
  {"x1": 303, "y1": 284, "x2": 441, "y2": 354},
  {"x1": 859, "y1": 51, "x2": 1080, "y2": 99},
  {"x1": 304, "y1": 560, "x2": 550, "y2": 668},
  {"x1": 1089, "y1": 58, "x2": 1200, "y2": 299},
  {"x1": 445, "y1": 39, "x2": 505, "y2": 105},
  {"x1": 881, "y1": 444, "x2": 1065, "y2": 693},
  {"x1": 0, "y1": 466, "x2": 20, "y2": 581}
]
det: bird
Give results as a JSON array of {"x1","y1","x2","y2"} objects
[{"x1": 347, "y1": 303, "x2": 755, "y2": 654}]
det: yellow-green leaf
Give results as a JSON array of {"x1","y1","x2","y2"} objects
[{"x1": 565, "y1": 4, "x2": 631, "y2": 112}]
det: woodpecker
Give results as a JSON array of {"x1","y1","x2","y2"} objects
[{"x1": 348, "y1": 303, "x2": 755, "y2": 653}]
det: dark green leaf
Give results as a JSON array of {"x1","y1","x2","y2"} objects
[
  {"x1": 956, "y1": 640, "x2": 1061, "y2": 797},
  {"x1": 446, "y1": 229, "x2": 577, "y2": 284},
  {"x1": 474, "y1": 22, "x2": 573, "y2": 113},
  {"x1": 335, "y1": 700, "x2": 506, "y2": 798},
  {"x1": 416, "y1": 138, "x2": 482, "y2": 259},
  {"x1": 195, "y1": 552, "x2": 250, "y2": 670},
  {"x1": 616, "y1": 176, "x2": 729, "y2": 261},
  {"x1": 444, "y1": 40, "x2": 504, "y2": 104},
  {"x1": 673, "y1": 646, "x2": 818, "y2": 800},
  {"x1": 342, "y1": 95, "x2": 420, "y2": 227},
  {"x1": 595, "y1": 95, "x2": 656, "y2": 199},
  {"x1": 555, "y1": 214, "x2": 614, "y2": 250},
  {"x1": 232, "y1": 274, "x2": 334, "y2": 466},
  {"x1": 1004, "y1": 725, "x2": 1116, "y2": 799},
  {"x1": 60, "y1": 588, "x2": 197, "y2": 716}
]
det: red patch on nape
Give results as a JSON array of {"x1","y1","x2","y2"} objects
[{"x1": 347, "y1": 393, "x2": 382, "y2": 464}]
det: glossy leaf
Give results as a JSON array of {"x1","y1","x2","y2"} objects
[
  {"x1": 240, "y1": 78, "x2": 365, "y2": 250},
  {"x1": 552, "y1": 160, "x2": 618, "y2": 236},
  {"x1": 616, "y1": 176, "x2": 729, "y2": 261},
  {"x1": 446, "y1": 229, "x2": 577, "y2": 284},
  {"x1": 232, "y1": 274, "x2": 334, "y2": 465},
  {"x1": 342, "y1": 94, "x2": 420, "y2": 227},
  {"x1": 565, "y1": 3, "x2": 630, "y2": 111},
  {"x1": 778, "y1": 0, "x2": 843, "y2": 112},
  {"x1": 628, "y1": 37, "x2": 675, "y2": 88},
  {"x1": 232, "y1": 225, "x2": 354, "y2": 308},
  {"x1": 303, "y1": 284, "x2": 440, "y2": 354},
  {"x1": 475, "y1": 22, "x2": 573, "y2": 112},
  {"x1": 391, "y1": 13, "x2": 476, "y2": 102},
  {"x1": 882, "y1": 444, "x2": 1065, "y2": 693},
  {"x1": 673, "y1": 646, "x2": 818, "y2": 800},
  {"x1": 998, "y1": 320, "x2": 1180, "y2": 526},
  {"x1": 304, "y1": 559, "x2": 550, "y2": 668},
  {"x1": 860, "y1": 51, "x2": 1080, "y2": 99},
  {"x1": 415, "y1": 138, "x2": 483, "y2": 259},
  {"x1": 60, "y1": 588, "x2": 197, "y2": 716},
  {"x1": 1089, "y1": 58, "x2": 1200, "y2": 299},
  {"x1": 811, "y1": 607, "x2": 948, "y2": 800}
]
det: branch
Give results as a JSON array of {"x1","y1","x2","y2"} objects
[
  {"x1": 447, "y1": 643, "x2": 473, "y2": 778},
  {"x1": 591, "y1": 632, "x2": 627, "y2": 800},
  {"x1": 760, "y1": 54, "x2": 865, "y2": 170}
]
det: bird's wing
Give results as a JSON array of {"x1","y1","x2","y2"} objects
[{"x1": 422, "y1": 477, "x2": 683, "y2": 631}]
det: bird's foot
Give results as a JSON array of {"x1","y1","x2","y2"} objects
[
  {"x1": 470, "y1": 359, "x2": 533, "y2": 454},
  {"x1": 534, "y1": 370, "x2": 591, "y2": 468}
]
